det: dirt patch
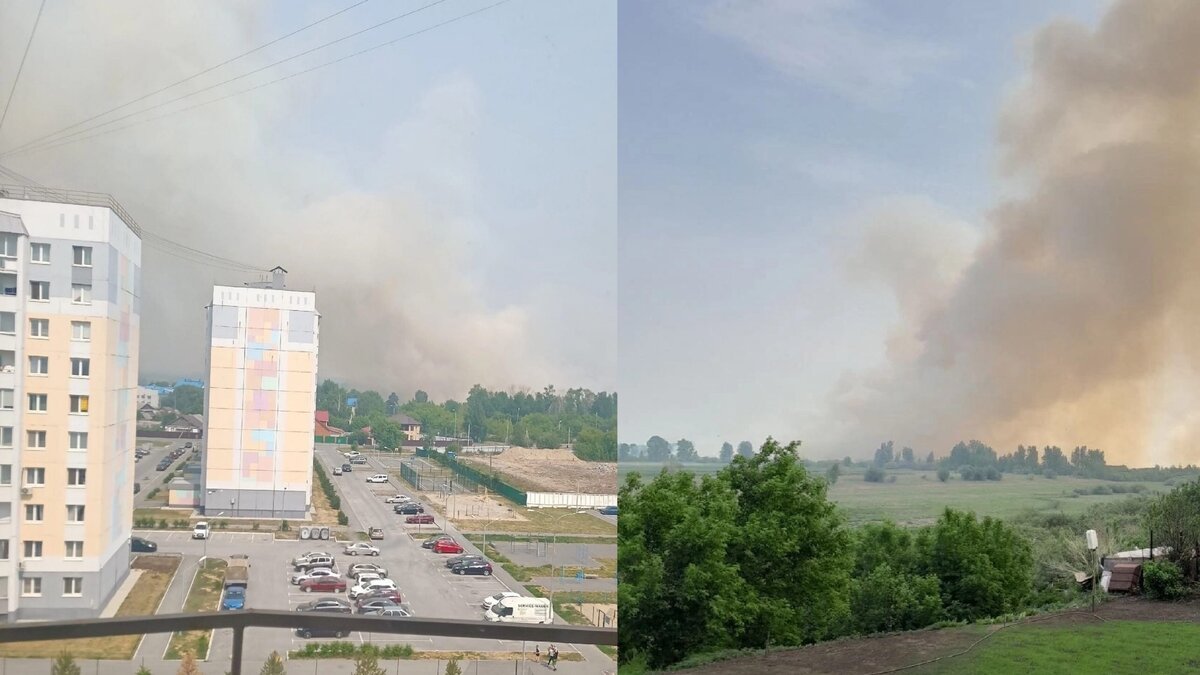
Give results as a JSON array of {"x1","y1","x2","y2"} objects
[
  {"x1": 459, "y1": 447, "x2": 616, "y2": 494},
  {"x1": 423, "y1": 491, "x2": 528, "y2": 522},
  {"x1": 581, "y1": 603, "x2": 618, "y2": 628}
]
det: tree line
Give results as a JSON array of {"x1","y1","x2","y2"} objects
[{"x1": 619, "y1": 436, "x2": 756, "y2": 462}]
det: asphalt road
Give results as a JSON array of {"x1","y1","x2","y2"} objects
[{"x1": 133, "y1": 439, "x2": 193, "y2": 507}]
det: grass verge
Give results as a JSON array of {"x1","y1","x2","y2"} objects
[
  {"x1": 449, "y1": 504, "x2": 615, "y2": 536},
  {"x1": 462, "y1": 533, "x2": 615, "y2": 545},
  {"x1": 164, "y1": 558, "x2": 227, "y2": 660},
  {"x1": 287, "y1": 643, "x2": 582, "y2": 662},
  {"x1": 481, "y1": 544, "x2": 616, "y2": 581},
  {"x1": 524, "y1": 585, "x2": 617, "y2": 626}
]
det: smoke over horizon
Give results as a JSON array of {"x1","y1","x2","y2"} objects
[{"x1": 826, "y1": 0, "x2": 1200, "y2": 467}]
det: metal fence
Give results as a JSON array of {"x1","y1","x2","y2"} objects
[
  {"x1": 0, "y1": 183, "x2": 144, "y2": 236},
  {"x1": 426, "y1": 450, "x2": 528, "y2": 506}
]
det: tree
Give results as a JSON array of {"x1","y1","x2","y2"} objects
[
  {"x1": 864, "y1": 466, "x2": 886, "y2": 482},
  {"x1": 719, "y1": 442, "x2": 734, "y2": 463},
  {"x1": 900, "y1": 446, "x2": 915, "y2": 465},
  {"x1": 916, "y1": 509, "x2": 1032, "y2": 621},
  {"x1": 413, "y1": 389, "x2": 429, "y2": 404},
  {"x1": 177, "y1": 652, "x2": 201, "y2": 675},
  {"x1": 352, "y1": 653, "x2": 386, "y2": 675},
  {"x1": 736, "y1": 440, "x2": 754, "y2": 459},
  {"x1": 645, "y1": 436, "x2": 672, "y2": 462},
  {"x1": 618, "y1": 443, "x2": 633, "y2": 461},
  {"x1": 937, "y1": 468, "x2": 950, "y2": 482},
  {"x1": 850, "y1": 563, "x2": 943, "y2": 634},
  {"x1": 873, "y1": 441, "x2": 894, "y2": 467},
  {"x1": 825, "y1": 463, "x2": 840, "y2": 485},
  {"x1": 926, "y1": 452, "x2": 935, "y2": 465},
  {"x1": 443, "y1": 658, "x2": 462, "y2": 675},
  {"x1": 1146, "y1": 479, "x2": 1200, "y2": 566},
  {"x1": 260, "y1": 651, "x2": 286, "y2": 675},
  {"x1": 52, "y1": 652, "x2": 80, "y2": 675},
  {"x1": 136, "y1": 667, "x2": 153, "y2": 675},
  {"x1": 386, "y1": 392, "x2": 400, "y2": 416},
  {"x1": 574, "y1": 427, "x2": 617, "y2": 462},
  {"x1": 674, "y1": 438, "x2": 698, "y2": 462},
  {"x1": 843, "y1": 456, "x2": 852, "y2": 466},
  {"x1": 371, "y1": 419, "x2": 404, "y2": 450}
]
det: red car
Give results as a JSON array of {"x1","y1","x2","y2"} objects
[
  {"x1": 406, "y1": 515, "x2": 435, "y2": 525},
  {"x1": 432, "y1": 540, "x2": 464, "y2": 554},
  {"x1": 355, "y1": 588, "x2": 404, "y2": 608},
  {"x1": 299, "y1": 577, "x2": 348, "y2": 593}
]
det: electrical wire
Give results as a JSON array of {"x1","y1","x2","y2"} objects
[
  {"x1": 4, "y1": 0, "x2": 512, "y2": 160},
  {"x1": 0, "y1": 0, "x2": 456, "y2": 159},
  {"x1": 0, "y1": 0, "x2": 48, "y2": 141},
  {"x1": 0, "y1": 0, "x2": 374, "y2": 156}
]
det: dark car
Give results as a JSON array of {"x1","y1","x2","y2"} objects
[
  {"x1": 445, "y1": 554, "x2": 485, "y2": 568},
  {"x1": 349, "y1": 456, "x2": 368, "y2": 465},
  {"x1": 184, "y1": 442, "x2": 193, "y2": 448},
  {"x1": 294, "y1": 626, "x2": 350, "y2": 639},
  {"x1": 421, "y1": 534, "x2": 454, "y2": 549},
  {"x1": 130, "y1": 537, "x2": 157, "y2": 553},
  {"x1": 357, "y1": 598, "x2": 399, "y2": 614},
  {"x1": 341, "y1": 463, "x2": 352, "y2": 473},
  {"x1": 405, "y1": 514, "x2": 435, "y2": 524},
  {"x1": 394, "y1": 503, "x2": 424, "y2": 514},
  {"x1": 156, "y1": 461, "x2": 171, "y2": 471},
  {"x1": 599, "y1": 505, "x2": 618, "y2": 516},
  {"x1": 452, "y1": 560, "x2": 493, "y2": 576},
  {"x1": 295, "y1": 598, "x2": 353, "y2": 613},
  {"x1": 133, "y1": 482, "x2": 141, "y2": 494},
  {"x1": 355, "y1": 588, "x2": 403, "y2": 605}
]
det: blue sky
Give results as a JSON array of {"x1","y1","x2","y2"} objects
[{"x1": 619, "y1": 0, "x2": 1105, "y2": 455}]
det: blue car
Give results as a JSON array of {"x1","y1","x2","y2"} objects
[
  {"x1": 221, "y1": 586, "x2": 246, "y2": 611},
  {"x1": 599, "y1": 505, "x2": 618, "y2": 516}
]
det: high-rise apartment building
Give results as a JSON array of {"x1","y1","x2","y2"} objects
[
  {"x1": 201, "y1": 271, "x2": 317, "y2": 518},
  {"x1": 0, "y1": 185, "x2": 141, "y2": 620}
]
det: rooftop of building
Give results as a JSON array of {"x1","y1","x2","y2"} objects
[{"x1": 0, "y1": 183, "x2": 143, "y2": 238}]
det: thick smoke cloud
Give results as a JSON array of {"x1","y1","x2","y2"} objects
[
  {"x1": 829, "y1": 0, "x2": 1200, "y2": 466},
  {"x1": 0, "y1": 1, "x2": 609, "y2": 400}
]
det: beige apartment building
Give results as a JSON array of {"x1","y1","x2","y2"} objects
[
  {"x1": 201, "y1": 270, "x2": 317, "y2": 519},
  {"x1": 0, "y1": 185, "x2": 141, "y2": 620}
]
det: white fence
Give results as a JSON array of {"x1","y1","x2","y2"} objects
[{"x1": 526, "y1": 492, "x2": 617, "y2": 509}]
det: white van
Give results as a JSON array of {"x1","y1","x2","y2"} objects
[{"x1": 484, "y1": 596, "x2": 553, "y2": 624}]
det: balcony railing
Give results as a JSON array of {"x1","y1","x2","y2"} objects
[
  {"x1": 0, "y1": 609, "x2": 617, "y2": 674},
  {"x1": 0, "y1": 184, "x2": 143, "y2": 237}
]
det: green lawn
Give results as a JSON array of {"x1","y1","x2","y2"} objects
[{"x1": 913, "y1": 621, "x2": 1200, "y2": 674}]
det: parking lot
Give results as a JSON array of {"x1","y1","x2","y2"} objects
[{"x1": 133, "y1": 440, "x2": 195, "y2": 507}]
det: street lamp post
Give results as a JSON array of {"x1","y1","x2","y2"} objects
[{"x1": 548, "y1": 510, "x2": 589, "y2": 618}]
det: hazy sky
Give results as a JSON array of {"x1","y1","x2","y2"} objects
[
  {"x1": 619, "y1": 0, "x2": 1117, "y2": 457},
  {"x1": 0, "y1": 0, "x2": 614, "y2": 400}
]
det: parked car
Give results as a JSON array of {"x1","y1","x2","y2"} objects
[
  {"x1": 221, "y1": 586, "x2": 246, "y2": 611},
  {"x1": 184, "y1": 441, "x2": 193, "y2": 448},
  {"x1": 349, "y1": 456, "x2": 368, "y2": 465},
  {"x1": 156, "y1": 460, "x2": 171, "y2": 471},
  {"x1": 344, "y1": 451, "x2": 361, "y2": 458},
  {"x1": 599, "y1": 505, "x2": 618, "y2": 516},
  {"x1": 351, "y1": 572, "x2": 382, "y2": 585},
  {"x1": 366, "y1": 605, "x2": 414, "y2": 618},
  {"x1": 295, "y1": 626, "x2": 350, "y2": 639},
  {"x1": 452, "y1": 560, "x2": 492, "y2": 575},
  {"x1": 354, "y1": 588, "x2": 403, "y2": 605},
  {"x1": 421, "y1": 534, "x2": 454, "y2": 549},
  {"x1": 332, "y1": 466, "x2": 343, "y2": 476},
  {"x1": 292, "y1": 551, "x2": 330, "y2": 566},
  {"x1": 405, "y1": 514, "x2": 435, "y2": 525},
  {"x1": 349, "y1": 578, "x2": 398, "y2": 600},
  {"x1": 344, "y1": 542, "x2": 380, "y2": 556},
  {"x1": 445, "y1": 554, "x2": 485, "y2": 568},
  {"x1": 291, "y1": 567, "x2": 339, "y2": 585},
  {"x1": 366, "y1": 474, "x2": 389, "y2": 483},
  {"x1": 192, "y1": 522, "x2": 210, "y2": 540},
  {"x1": 133, "y1": 482, "x2": 141, "y2": 494},
  {"x1": 341, "y1": 463, "x2": 352, "y2": 473},
  {"x1": 432, "y1": 540, "x2": 464, "y2": 554},
  {"x1": 130, "y1": 537, "x2": 157, "y2": 553},
  {"x1": 384, "y1": 495, "x2": 410, "y2": 504},
  {"x1": 299, "y1": 577, "x2": 348, "y2": 593},
  {"x1": 394, "y1": 503, "x2": 424, "y2": 514},
  {"x1": 295, "y1": 598, "x2": 353, "y2": 613},
  {"x1": 347, "y1": 563, "x2": 388, "y2": 579},
  {"x1": 368, "y1": 527, "x2": 385, "y2": 540},
  {"x1": 293, "y1": 555, "x2": 336, "y2": 572},
  {"x1": 356, "y1": 598, "x2": 399, "y2": 614},
  {"x1": 482, "y1": 592, "x2": 522, "y2": 610}
]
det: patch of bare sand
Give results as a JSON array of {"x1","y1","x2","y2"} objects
[
  {"x1": 459, "y1": 447, "x2": 616, "y2": 494},
  {"x1": 423, "y1": 491, "x2": 528, "y2": 522}
]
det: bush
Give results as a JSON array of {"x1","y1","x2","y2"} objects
[
  {"x1": 886, "y1": 475, "x2": 897, "y2": 483},
  {"x1": 864, "y1": 466, "x2": 886, "y2": 483},
  {"x1": 280, "y1": 520, "x2": 290, "y2": 532},
  {"x1": 1143, "y1": 560, "x2": 1188, "y2": 600},
  {"x1": 337, "y1": 511, "x2": 349, "y2": 526},
  {"x1": 850, "y1": 563, "x2": 943, "y2": 634},
  {"x1": 158, "y1": 519, "x2": 169, "y2": 530},
  {"x1": 1043, "y1": 469, "x2": 1057, "y2": 479},
  {"x1": 252, "y1": 522, "x2": 260, "y2": 531},
  {"x1": 937, "y1": 468, "x2": 950, "y2": 482},
  {"x1": 985, "y1": 467, "x2": 1001, "y2": 481}
]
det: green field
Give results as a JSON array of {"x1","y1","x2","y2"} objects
[
  {"x1": 620, "y1": 463, "x2": 1168, "y2": 525},
  {"x1": 914, "y1": 621, "x2": 1200, "y2": 674}
]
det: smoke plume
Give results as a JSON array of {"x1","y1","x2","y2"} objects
[{"x1": 830, "y1": 0, "x2": 1200, "y2": 466}]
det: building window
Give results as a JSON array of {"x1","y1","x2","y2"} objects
[
  {"x1": 30, "y1": 281, "x2": 49, "y2": 301},
  {"x1": 71, "y1": 321, "x2": 90, "y2": 341},
  {"x1": 24, "y1": 467, "x2": 44, "y2": 486},
  {"x1": 0, "y1": 540, "x2": 9, "y2": 560},
  {"x1": 68, "y1": 432, "x2": 87, "y2": 451},
  {"x1": 28, "y1": 356, "x2": 47, "y2": 375},
  {"x1": 0, "y1": 235, "x2": 17, "y2": 259},
  {"x1": 0, "y1": 503, "x2": 9, "y2": 520},
  {"x1": 26, "y1": 431, "x2": 45, "y2": 449},
  {"x1": 64, "y1": 541, "x2": 82, "y2": 559},
  {"x1": 69, "y1": 395, "x2": 87, "y2": 414},
  {"x1": 0, "y1": 465, "x2": 9, "y2": 485},
  {"x1": 28, "y1": 393, "x2": 46, "y2": 412},
  {"x1": 21, "y1": 577, "x2": 41, "y2": 596},
  {"x1": 0, "y1": 312, "x2": 13, "y2": 334},
  {"x1": 71, "y1": 284, "x2": 91, "y2": 305},
  {"x1": 0, "y1": 390, "x2": 13, "y2": 410},
  {"x1": 29, "y1": 318, "x2": 48, "y2": 338},
  {"x1": 70, "y1": 358, "x2": 89, "y2": 378},
  {"x1": 24, "y1": 504, "x2": 42, "y2": 522},
  {"x1": 22, "y1": 541, "x2": 41, "y2": 559},
  {"x1": 63, "y1": 577, "x2": 82, "y2": 597},
  {"x1": 72, "y1": 246, "x2": 92, "y2": 267},
  {"x1": 0, "y1": 428, "x2": 12, "y2": 448},
  {"x1": 67, "y1": 505, "x2": 85, "y2": 523},
  {"x1": 67, "y1": 468, "x2": 85, "y2": 486},
  {"x1": 29, "y1": 243, "x2": 49, "y2": 263}
]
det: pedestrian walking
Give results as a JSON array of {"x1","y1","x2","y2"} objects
[{"x1": 548, "y1": 645, "x2": 559, "y2": 670}]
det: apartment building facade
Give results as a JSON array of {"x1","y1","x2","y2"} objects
[
  {"x1": 202, "y1": 278, "x2": 317, "y2": 519},
  {"x1": 0, "y1": 186, "x2": 141, "y2": 620}
]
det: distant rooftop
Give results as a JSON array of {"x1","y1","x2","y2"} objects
[{"x1": 0, "y1": 183, "x2": 143, "y2": 238}]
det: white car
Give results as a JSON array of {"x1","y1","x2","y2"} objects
[
  {"x1": 291, "y1": 551, "x2": 330, "y2": 566},
  {"x1": 291, "y1": 567, "x2": 339, "y2": 585},
  {"x1": 352, "y1": 572, "x2": 382, "y2": 584},
  {"x1": 481, "y1": 591, "x2": 522, "y2": 610},
  {"x1": 366, "y1": 474, "x2": 389, "y2": 483},
  {"x1": 192, "y1": 522, "x2": 210, "y2": 540},
  {"x1": 348, "y1": 564, "x2": 388, "y2": 579},
  {"x1": 349, "y1": 578, "x2": 398, "y2": 600},
  {"x1": 384, "y1": 495, "x2": 411, "y2": 504},
  {"x1": 343, "y1": 542, "x2": 380, "y2": 557},
  {"x1": 344, "y1": 450, "x2": 361, "y2": 458}
]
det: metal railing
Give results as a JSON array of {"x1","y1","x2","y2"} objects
[
  {"x1": 0, "y1": 609, "x2": 616, "y2": 673},
  {"x1": 0, "y1": 184, "x2": 143, "y2": 237}
]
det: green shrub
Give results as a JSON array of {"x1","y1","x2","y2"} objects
[
  {"x1": 252, "y1": 522, "x2": 260, "y2": 531},
  {"x1": 158, "y1": 519, "x2": 169, "y2": 530},
  {"x1": 280, "y1": 520, "x2": 290, "y2": 532},
  {"x1": 850, "y1": 563, "x2": 943, "y2": 634},
  {"x1": 864, "y1": 466, "x2": 886, "y2": 482},
  {"x1": 337, "y1": 511, "x2": 349, "y2": 526},
  {"x1": 1143, "y1": 560, "x2": 1188, "y2": 600},
  {"x1": 937, "y1": 468, "x2": 950, "y2": 482}
]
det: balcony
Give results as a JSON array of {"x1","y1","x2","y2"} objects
[
  {"x1": 0, "y1": 258, "x2": 16, "y2": 275},
  {"x1": 0, "y1": 609, "x2": 616, "y2": 674}
]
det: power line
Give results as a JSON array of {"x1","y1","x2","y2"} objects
[
  {"x1": 0, "y1": 0, "x2": 374, "y2": 156},
  {"x1": 0, "y1": 163, "x2": 42, "y2": 187},
  {"x1": 4, "y1": 0, "x2": 513, "y2": 160},
  {"x1": 0, "y1": 0, "x2": 48, "y2": 141},
  {"x1": 0, "y1": 0, "x2": 455, "y2": 159}
]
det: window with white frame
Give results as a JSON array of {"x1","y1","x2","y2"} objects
[
  {"x1": 26, "y1": 431, "x2": 45, "y2": 449},
  {"x1": 0, "y1": 465, "x2": 9, "y2": 485},
  {"x1": 69, "y1": 395, "x2": 87, "y2": 414},
  {"x1": 63, "y1": 577, "x2": 82, "y2": 596},
  {"x1": 28, "y1": 393, "x2": 46, "y2": 412},
  {"x1": 70, "y1": 358, "x2": 89, "y2": 377},
  {"x1": 66, "y1": 505, "x2": 84, "y2": 522},
  {"x1": 72, "y1": 246, "x2": 92, "y2": 267},
  {"x1": 0, "y1": 312, "x2": 13, "y2": 334},
  {"x1": 0, "y1": 235, "x2": 17, "y2": 259},
  {"x1": 22, "y1": 541, "x2": 41, "y2": 559},
  {"x1": 0, "y1": 428, "x2": 12, "y2": 448},
  {"x1": 0, "y1": 503, "x2": 9, "y2": 520},
  {"x1": 28, "y1": 356, "x2": 47, "y2": 375},
  {"x1": 21, "y1": 577, "x2": 41, "y2": 596},
  {"x1": 67, "y1": 468, "x2": 85, "y2": 486},
  {"x1": 24, "y1": 504, "x2": 42, "y2": 522},
  {"x1": 24, "y1": 467, "x2": 44, "y2": 486},
  {"x1": 0, "y1": 390, "x2": 13, "y2": 410},
  {"x1": 29, "y1": 243, "x2": 49, "y2": 263},
  {"x1": 29, "y1": 318, "x2": 48, "y2": 338},
  {"x1": 64, "y1": 541, "x2": 82, "y2": 559},
  {"x1": 71, "y1": 284, "x2": 91, "y2": 305},
  {"x1": 29, "y1": 281, "x2": 48, "y2": 301},
  {"x1": 71, "y1": 321, "x2": 90, "y2": 341},
  {"x1": 0, "y1": 540, "x2": 9, "y2": 560},
  {"x1": 68, "y1": 432, "x2": 87, "y2": 450}
]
